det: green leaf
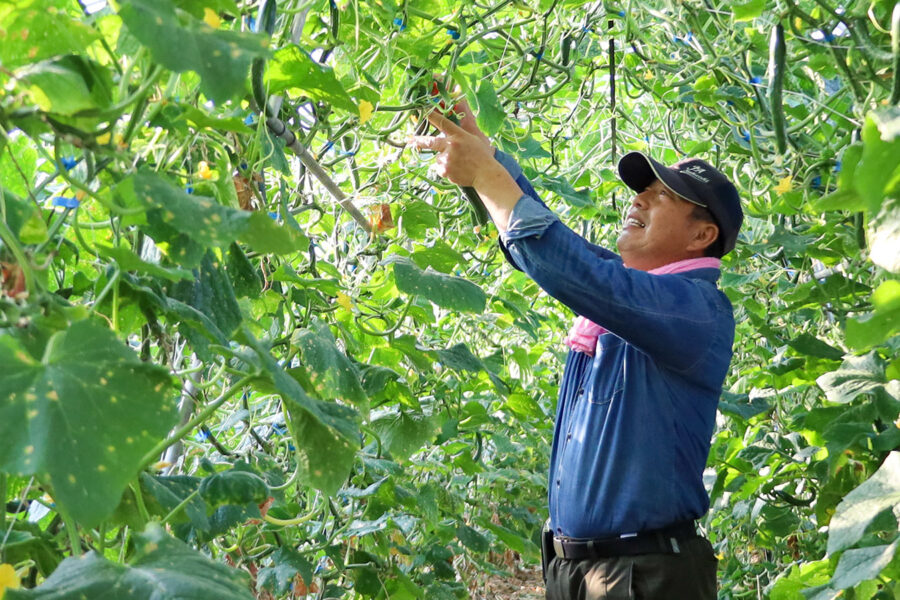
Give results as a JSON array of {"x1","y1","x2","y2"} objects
[
  {"x1": 242, "y1": 212, "x2": 309, "y2": 255},
  {"x1": 265, "y1": 45, "x2": 358, "y2": 114},
  {"x1": 499, "y1": 135, "x2": 551, "y2": 159},
  {"x1": 140, "y1": 473, "x2": 209, "y2": 530},
  {"x1": 129, "y1": 170, "x2": 305, "y2": 256},
  {"x1": 854, "y1": 114, "x2": 900, "y2": 213},
  {"x1": 179, "y1": 104, "x2": 254, "y2": 132},
  {"x1": 787, "y1": 333, "x2": 844, "y2": 360},
  {"x1": 170, "y1": 251, "x2": 243, "y2": 341},
  {"x1": 456, "y1": 525, "x2": 489, "y2": 553},
  {"x1": 131, "y1": 170, "x2": 250, "y2": 248},
  {"x1": 411, "y1": 242, "x2": 465, "y2": 274},
  {"x1": 538, "y1": 175, "x2": 592, "y2": 207},
  {"x1": 816, "y1": 353, "x2": 885, "y2": 404},
  {"x1": 827, "y1": 451, "x2": 900, "y2": 555},
  {"x1": 291, "y1": 320, "x2": 368, "y2": 409},
  {"x1": 370, "y1": 412, "x2": 436, "y2": 461},
  {"x1": 199, "y1": 465, "x2": 269, "y2": 508},
  {"x1": 769, "y1": 559, "x2": 833, "y2": 600},
  {"x1": 868, "y1": 196, "x2": 900, "y2": 273},
  {"x1": 469, "y1": 79, "x2": 505, "y2": 137},
  {"x1": 436, "y1": 343, "x2": 484, "y2": 373},
  {"x1": 733, "y1": 0, "x2": 765, "y2": 21},
  {"x1": 0, "y1": 320, "x2": 175, "y2": 527},
  {"x1": 243, "y1": 329, "x2": 359, "y2": 495},
  {"x1": 718, "y1": 392, "x2": 772, "y2": 420},
  {"x1": 119, "y1": 0, "x2": 268, "y2": 103},
  {"x1": 17, "y1": 55, "x2": 113, "y2": 115},
  {"x1": 257, "y1": 548, "x2": 315, "y2": 594},
  {"x1": 6, "y1": 523, "x2": 253, "y2": 599},
  {"x1": 399, "y1": 202, "x2": 439, "y2": 239},
  {"x1": 0, "y1": 0, "x2": 99, "y2": 69},
  {"x1": 830, "y1": 540, "x2": 899, "y2": 590},
  {"x1": 1, "y1": 190, "x2": 47, "y2": 244},
  {"x1": 846, "y1": 280, "x2": 900, "y2": 348},
  {"x1": 392, "y1": 258, "x2": 486, "y2": 313},
  {"x1": 97, "y1": 244, "x2": 194, "y2": 282},
  {"x1": 0, "y1": 134, "x2": 38, "y2": 199}
]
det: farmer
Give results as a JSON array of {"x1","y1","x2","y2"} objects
[{"x1": 409, "y1": 103, "x2": 742, "y2": 600}]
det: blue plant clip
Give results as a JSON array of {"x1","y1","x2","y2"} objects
[
  {"x1": 749, "y1": 76, "x2": 762, "y2": 84},
  {"x1": 61, "y1": 156, "x2": 77, "y2": 171},
  {"x1": 185, "y1": 184, "x2": 194, "y2": 194},
  {"x1": 51, "y1": 197, "x2": 80, "y2": 209},
  {"x1": 244, "y1": 114, "x2": 256, "y2": 126},
  {"x1": 392, "y1": 17, "x2": 405, "y2": 31},
  {"x1": 195, "y1": 429, "x2": 211, "y2": 442},
  {"x1": 446, "y1": 28, "x2": 460, "y2": 39}
]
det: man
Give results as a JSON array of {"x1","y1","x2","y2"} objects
[{"x1": 410, "y1": 103, "x2": 742, "y2": 600}]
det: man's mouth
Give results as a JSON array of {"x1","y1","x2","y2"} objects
[{"x1": 625, "y1": 217, "x2": 646, "y2": 228}]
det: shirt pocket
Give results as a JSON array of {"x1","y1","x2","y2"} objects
[{"x1": 588, "y1": 382, "x2": 623, "y2": 406}]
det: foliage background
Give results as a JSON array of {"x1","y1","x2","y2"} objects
[{"x1": 1, "y1": 0, "x2": 899, "y2": 598}]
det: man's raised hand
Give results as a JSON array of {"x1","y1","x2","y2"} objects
[{"x1": 408, "y1": 111, "x2": 496, "y2": 189}]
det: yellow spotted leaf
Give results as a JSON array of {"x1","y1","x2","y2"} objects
[
  {"x1": 0, "y1": 320, "x2": 176, "y2": 528},
  {"x1": 358, "y1": 100, "x2": 374, "y2": 125}
]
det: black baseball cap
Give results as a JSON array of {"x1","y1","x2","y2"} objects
[{"x1": 617, "y1": 151, "x2": 743, "y2": 256}]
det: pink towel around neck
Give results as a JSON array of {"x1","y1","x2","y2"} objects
[{"x1": 564, "y1": 257, "x2": 722, "y2": 356}]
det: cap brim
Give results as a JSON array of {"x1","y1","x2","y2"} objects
[{"x1": 617, "y1": 152, "x2": 706, "y2": 207}]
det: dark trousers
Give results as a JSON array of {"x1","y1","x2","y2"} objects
[{"x1": 544, "y1": 537, "x2": 718, "y2": 600}]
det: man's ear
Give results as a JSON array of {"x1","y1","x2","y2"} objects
[{"x1": 688, "y1": 221, "x2": 719, "y2": 253}]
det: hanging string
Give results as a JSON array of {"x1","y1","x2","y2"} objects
[{"x1": 609, "y1": 17, "x2": 617, "y2": 214}]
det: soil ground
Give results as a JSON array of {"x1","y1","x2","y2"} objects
[{"x1": 472, "y1": 565, "x2": 545, "y2": 600}]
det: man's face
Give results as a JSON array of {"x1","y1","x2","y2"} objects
[{"x1": 616, "y1": 179, "x2": 710, "y2": 271}]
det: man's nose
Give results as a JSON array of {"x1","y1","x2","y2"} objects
[{"x1": 629, "y1": 191, "x2": 649, "y2": 209}]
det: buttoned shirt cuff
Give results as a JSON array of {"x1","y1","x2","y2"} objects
[
  {"x1": 500, "y1": 194, "x2": 559, "y2": 243},
  {"x1": 493, "y1": 149, "x2": 524, "y2": 180}
]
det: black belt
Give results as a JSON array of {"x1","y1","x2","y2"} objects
[{"x1": 548, "y1": 520, "x2": 698, "y2": 560}]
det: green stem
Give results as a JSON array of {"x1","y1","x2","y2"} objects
[
  {"x1": 60, "y1": 507, "x2": 83, "y2": 557},
  {"x1": 138, "y1": 375, "x2": 255, "y2": 470},
  {"x1": 161, "y1": 489, "x2": 200, "y2": 524},
  {"x1": 130, "y1": 481, "x2": 151, "y2": 524},
  {"x1": 0, "y1": 472, "x2": 6, "y2": 546}
]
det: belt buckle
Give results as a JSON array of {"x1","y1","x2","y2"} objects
[{"x1": 552, "y1": 537, "x2": 567, "y2": 560}]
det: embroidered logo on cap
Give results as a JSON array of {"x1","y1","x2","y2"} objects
[{"x1": 681, "y1": 165, "x2": 711, "y2": 183}]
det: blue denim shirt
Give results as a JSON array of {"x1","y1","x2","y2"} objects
[{"x1": 494, "y1": 150, "x2": 735, "y2": 539}]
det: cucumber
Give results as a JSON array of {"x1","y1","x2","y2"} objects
[
  {"x1": 768, "y1": 22, "x2": 787, "y2": 155},
  {"x1": 251, "y1": 0, "x2": 278, "y2": 116}
]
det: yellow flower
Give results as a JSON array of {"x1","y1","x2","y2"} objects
[
  {"x1": 773, "y1": 175, "x2": 793, "y2": 194},
  {"x1": 0, "y1": 563, "x2": 22, "y2": 597},
  {"x1": 336, "y1": 292, "x2": 353, "y2": 312},
  {"x1": 358, "y1": 100, "x2": 374, "y2": 125},
  {"x1": 198, "y1": 161, "x2": 214, "y2": 180},
  {"x1": 203, "y1": 7, "x2": 221, "y2": 28},
  {"x1": 96, "y1": 132, "x2": 111, "y2": 145}
]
